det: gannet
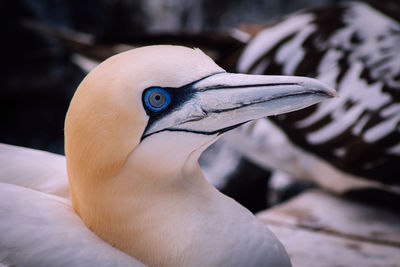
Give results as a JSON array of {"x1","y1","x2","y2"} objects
[
  {"x1": 1, "y1": 45, "x2": 335, "y2": 266},
  {"x1": 209, "y1": 1, "x2": 400, "y2": 198}
]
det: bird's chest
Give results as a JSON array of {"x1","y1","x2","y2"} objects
[{"x1": 130, "y1": 200, "x2": 273, "y2": 267}]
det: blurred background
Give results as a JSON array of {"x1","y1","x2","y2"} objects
[{"x1": 1, "y1": 0, "x2": 352, "y2": 154}]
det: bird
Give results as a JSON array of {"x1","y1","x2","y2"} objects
[
  {"x1": 213, "y1": 1, "x2": 400, "y2": 198},
  {"x1": 0, "y1": 45, "x2": 336, "y2": 266}
]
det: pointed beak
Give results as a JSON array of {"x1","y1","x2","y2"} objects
[{"x1": 143, "y1": 72, "x2": 336, "y2": 138}]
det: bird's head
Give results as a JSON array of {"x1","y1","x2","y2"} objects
[
  {"x1": 64, "y1": 44, "x2": 335, "y2": 223},
  {"x1": 65, "y1": 46, "x2": 222, "y2": 185}
]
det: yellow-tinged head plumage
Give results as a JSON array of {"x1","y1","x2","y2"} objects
[{"x1": 65, "y1": 46, "x2": 223, "y2": 209}]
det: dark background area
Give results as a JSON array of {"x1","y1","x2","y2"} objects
[{"x1": 2, "y1": 0, "x2": 370, "y2": 154}]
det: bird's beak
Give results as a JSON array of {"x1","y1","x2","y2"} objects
[{"x1": 143, "y1": 72, "x2": 336, "y2": 138}]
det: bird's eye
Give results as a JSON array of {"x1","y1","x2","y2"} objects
[{"x1": 144, "y1": 87, "x2": 171, "y2": 112}]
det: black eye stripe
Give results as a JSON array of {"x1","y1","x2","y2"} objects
[
  {"x1": 141, "y1": 84, "x2": 196, "y2": 140},
  {"x1": 141, "y1": 72, "x2": 225, "y2": 140}
]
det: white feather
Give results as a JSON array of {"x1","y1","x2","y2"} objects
[{"x1": 0, "y1": 144, "x2": 144, "y2": 266}]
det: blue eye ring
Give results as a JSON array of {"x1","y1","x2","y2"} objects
[{"x1": 143, "y1": 87, "x2": 171, "y2": 112}]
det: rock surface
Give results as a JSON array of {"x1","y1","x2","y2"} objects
[{"x1": 258, "y1": 190, "x2": 400, "y2": 267}]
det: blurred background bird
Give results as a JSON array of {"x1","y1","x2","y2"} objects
[
  {"x1": 209, "y1": 0, "x2": 400, "y2": 212},
  {"x1": 2, "y1": 0, "x2": 399, "y2": 211}
]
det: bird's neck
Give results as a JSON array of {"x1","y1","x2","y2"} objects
[
  {"x1": 71, "y1": 140, "x2": 225, "y2": 266},
  {"x1": 69, "y1": 143, "x2": 277, "y2": 266}
]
